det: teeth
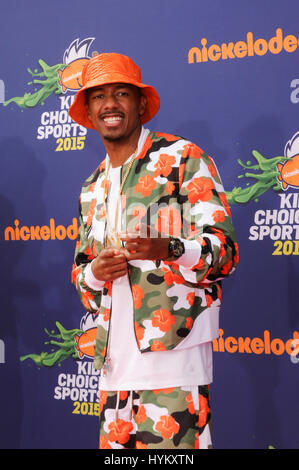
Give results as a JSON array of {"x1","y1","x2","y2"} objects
[{"x1": 103, "y1": 116, "x2": 122, "y2": 123}]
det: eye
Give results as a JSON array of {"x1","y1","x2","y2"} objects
[
  {"x1": 90, "y1": 92, "x2": 105, "y2": 100},
  {"x1": 93, "y1": 93, "x2": 104, "y2": 100},
  {"x1": 117, "y1": 91, "x2": 129, "y2": 97}
]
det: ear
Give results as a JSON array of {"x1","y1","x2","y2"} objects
[
  {"x1": 85, "y1": 102, "x2": 91, "y2": 118},
  {"x1": 85, "y1": 102, "x2": 95, "y2": 128},
  {"x1": 139, "y1": 94, "x2": 147, "y2": 118}
]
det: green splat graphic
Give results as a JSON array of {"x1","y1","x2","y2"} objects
[
  {"x1": 225, "y1": 150, "x2": 290, "y2": 204},
  {"x1": 3, "y1": 59, "x2": 66, "y2": 108},
  {"x1": 20, "y1": 321, "x2": 82, "y2": 367}
]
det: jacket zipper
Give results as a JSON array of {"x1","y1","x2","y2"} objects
[
  {"x1": 102, "y1": 298, "x2": 112, "y2": 376},
  {"x1": 102, "y1": 211, "x2": 112, "y2": 376},
  {"x1": 102, "y1": 166, "x2": 120, "y2": 376},
  {"x1": 126, "y1": 266, "x2": 140, "y2": 352}
]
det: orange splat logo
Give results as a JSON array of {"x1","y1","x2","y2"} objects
[
  {"x1": 277, "y1": 154, "x2": 299, "y2": 190},
  {"x1": 58, "y1": 38, "x2": 95, "y2": 93},
  {"x1": 277, "y1": 132, "x2": 299, "y2": 190}
]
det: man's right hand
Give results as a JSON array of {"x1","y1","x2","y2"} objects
[{"x1": 91, "y1": 248, "x2": 128, "y2": 281}]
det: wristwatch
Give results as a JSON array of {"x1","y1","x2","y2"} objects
[{"x1": 167, "y1": 237, "x2": 185, "y2": 260}]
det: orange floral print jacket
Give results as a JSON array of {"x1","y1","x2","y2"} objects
[{"x1": 71, "y1": 132, "x2": 239, "y2": 370}]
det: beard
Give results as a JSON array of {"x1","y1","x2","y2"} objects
[
  {"x1": 102, "y1": 121, "x2": 141, "y2": 144},
  {"x1": 102, "y1": 133, "x2": 126, "y2": 142}
]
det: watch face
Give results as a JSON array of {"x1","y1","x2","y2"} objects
[
  {"x1": 169, "y1": 238, "x2": 185, "y2": 258},
  {"x1": 173, "y1": 241, "x2": 184, "y2": 256}
]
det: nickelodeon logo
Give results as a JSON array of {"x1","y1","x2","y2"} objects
[
  {"x1": 4, "y1": 218, "x2": 78, "y2": 241},
  {"x1": 213, "y1": 329, "x2": 299, "y2": 359},
  {"x1": 188, "y1": 28, "x2": 299, "y2": 64},
  {"x1": 58, "y1": 38, "x2": 95, "y2": 94}
]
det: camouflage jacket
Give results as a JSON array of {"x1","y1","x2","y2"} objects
[{"x1": 71, "y1": 131, "x2": 239, "y2": 370}]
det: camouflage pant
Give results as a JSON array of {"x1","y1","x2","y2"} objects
[{"x1": 98, "y1": 385, "x2": 212, "y2": 449}]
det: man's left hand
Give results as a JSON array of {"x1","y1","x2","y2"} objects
[{"x1": 118, "y1": 224, "x2": 169, "y2": 261}]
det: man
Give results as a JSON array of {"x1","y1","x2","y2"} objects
[{"x1": 69, "y1": 53, "x2": 238, "y2": 449}]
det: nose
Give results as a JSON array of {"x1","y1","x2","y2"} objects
[{"x1": 102, "y1": 92, "x2": 119, "y2": 111}]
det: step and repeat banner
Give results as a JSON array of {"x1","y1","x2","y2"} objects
[{"x1": 0, "y1": 0, "x2": 298, "y2": 449}]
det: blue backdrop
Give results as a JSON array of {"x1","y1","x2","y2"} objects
[{"x1": 0, "y1": 0, "x2": 298, "y2": 449}]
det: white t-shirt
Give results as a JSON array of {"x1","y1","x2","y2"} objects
[{"x1": 85, "y1": 128, "x2": 213, "y2": 391}]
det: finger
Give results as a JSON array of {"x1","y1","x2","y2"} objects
[
  {"x1": 100, "y1": 247, "x2": 123, "y2": 258},
  {"x1": 112, "y1": 253, "x2": 127, "y2": 261},
  {"x1": 124, "y1": 241, "x2": 141, "y2": 252},
  {"x1": 103, "y1": 257, "x2": 127, "y2": 272},
  {"x1": 99, "y1": 261, "x2": 127, "y2": 278},
  {"x1": 94, "y1": 256, "x2": 127, "y2": 274},
  {"x1": 97, "y1": 256, "x2": 126, "y2": 267},
  {"x1": 105, "y1": 268, "x2": 128, "y2": 281},
  {"x1": 125, "y1": 251, "x2": 146, "y2": 261}
]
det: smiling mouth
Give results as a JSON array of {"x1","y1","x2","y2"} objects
[{"x1": 101, "y1": 113, "x2": 124, "y2": 128}]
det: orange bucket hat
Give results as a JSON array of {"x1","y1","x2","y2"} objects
[{"x1": 68, "y1": 52, "x2": 160, "y2": 129}]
